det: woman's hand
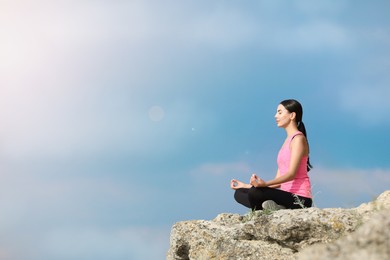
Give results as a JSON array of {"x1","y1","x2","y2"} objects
[
  {"x1": 250, "y1": 174, "x2": 266, "y2": 187},
  {"x1": 230, "y1": 179, "x2": 247, "y2": 190}
]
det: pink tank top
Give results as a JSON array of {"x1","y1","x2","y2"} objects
[{"x1": 277, "y1": 131, "x2": 312, "y2": 198}]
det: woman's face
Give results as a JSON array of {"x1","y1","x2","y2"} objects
[{"x1": 275, "y1": 104, "x2": 292, "y2": 128}]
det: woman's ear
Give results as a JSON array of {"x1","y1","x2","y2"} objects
[{"x1": 290, "y1": 112, "x2": 296, "y2": 121}]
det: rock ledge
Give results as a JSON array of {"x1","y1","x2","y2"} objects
[{"x1": 167, "y1": 191, "x2": 390, "y2": 260}]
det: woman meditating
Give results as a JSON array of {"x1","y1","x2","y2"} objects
[{"x1": 230, "y1": 99, "x2": 313, "y2": 211}]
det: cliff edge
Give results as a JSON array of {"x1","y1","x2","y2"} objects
[{"x1": 167, "y1": 190, "x2": 390, "y2": 260}]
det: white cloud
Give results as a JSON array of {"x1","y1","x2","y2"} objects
[
  {"x1": 0, "y1": 166, "x2": 143, "y2": 227},
  {"x1": 338, "y1": 53, "x2": 390, "y2": 125},
  {"x1": 370, "y1": 27, "x2": 390, "y2": 44},
  {"x1": 266, "y1": 20, "x2": 349, "y2": 52},
  {"x1": 187, "y1": 7, "x2": 258, "y2": 50},
  {"x1": 39, "y1": 226, "x2": 170, "y2": 259},
  {"x1": 294, "y1": 0, "x2": 347, "y2": 16},
  {"x1": 0, "y1": 163, "x2": 169, "y2": 259},
  {"x1": 190, "y1": 161, "x2": 252, "y2": 176},
  {"x1": 184, "y1": 5, "x2": 350, "y2": 52},
  {"x1": 1, "y1": 225, "x2": 170, "y2": 259},
  {"x1": 339, "y1": 84, "x2": 390, "y2": 124},
  {"x1": 310, "y1": 167, "x2": 390, "y2": 206}
]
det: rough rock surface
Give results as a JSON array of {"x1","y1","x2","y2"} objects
[{"x1": 167, "y1": 190, "x2": 390, "y2": 260}]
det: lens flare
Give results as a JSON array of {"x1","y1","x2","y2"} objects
[{"x1": 148, "y1": 106, "x2": 165, "y2": 122}]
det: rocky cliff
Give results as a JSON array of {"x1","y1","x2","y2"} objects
[{"x1": 167, "y1": 190, "x2": 390, "y2": 260}]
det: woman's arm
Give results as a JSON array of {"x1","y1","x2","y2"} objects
[{"x1": 253, "y1": 135, "x2": 307, "y2": 187}]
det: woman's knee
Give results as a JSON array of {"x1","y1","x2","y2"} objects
[
  {"x1": 233, "y1": 189, "x2": 241, "y2": 203},
  {"x1": 234, "y1": 189, "x2": 248, "y2": 202},
  {"x1": 234, "y1": 189, "x2": 251, "y2": 208}
]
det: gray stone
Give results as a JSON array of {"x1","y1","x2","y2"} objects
[
  {"x1": 167, "y1": 190, "x2": 390, "y2": 260},
  {"x1": 297, "y1": 191, "x2": 390, "y2": 260}
]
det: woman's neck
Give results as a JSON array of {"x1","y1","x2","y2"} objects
[{"x1": 285, "y1": 124, "x2": 299, "y2": 137}]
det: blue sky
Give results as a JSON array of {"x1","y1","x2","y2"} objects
[{"x1": 1, "y1": 0, "x2": 390, "y2": 259}]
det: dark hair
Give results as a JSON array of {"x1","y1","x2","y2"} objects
[{"x1": 280, "y1": 99, "x2": 313, "y2": 171}]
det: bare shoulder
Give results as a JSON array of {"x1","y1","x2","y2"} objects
[
  {"x1": 290, "y1": 134, "x2": 308, "y2": 152},
  {"x1": 292, "y1": 134, "x2": 306, "y2": 143}
]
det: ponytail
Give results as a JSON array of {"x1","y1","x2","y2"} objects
[{"x1": 297, "y1": 121, "x2": 313, "y2": 172}]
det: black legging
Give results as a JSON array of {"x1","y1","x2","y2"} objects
[{"x1": 234, "y1": 187, "x2": 313, "y2": 210}]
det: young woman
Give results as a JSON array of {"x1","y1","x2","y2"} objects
[{"x1": 230, "y1": 99, "x2": 313, "y2": 210}]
